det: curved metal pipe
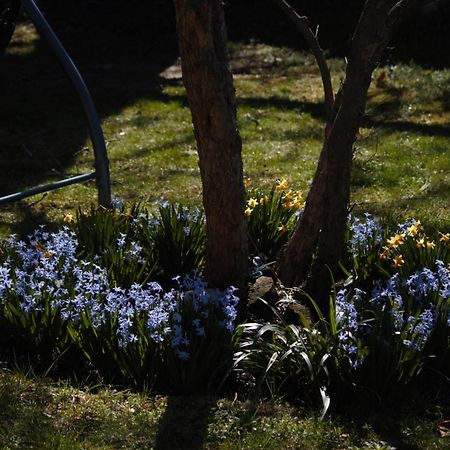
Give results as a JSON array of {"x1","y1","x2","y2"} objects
[
  {"x1": 0, "y1": 172, "x2": 96, "y2": 205},
  {"x1": 20, "y1": 0, "x2": 111, "y2": 207}
]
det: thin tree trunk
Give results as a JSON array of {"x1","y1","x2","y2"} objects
[
  {"x1": 174, "y1": 0, "x2": 248, "y2": 293},
  {"x1": 276, "y1": 0, "x2": 417, "y2": 312}
]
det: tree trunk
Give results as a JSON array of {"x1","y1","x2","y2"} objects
[
  {"x1": 174, "y1": 0, "x2": 248, "y2": 293},
  {"x1": 276, "y1": 0, "x2": 417, "y2": 313}
]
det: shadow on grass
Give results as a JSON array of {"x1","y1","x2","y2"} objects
[
  {"x1": 0, "y1": 372, "x2": 59, "y2": 448},
  {"x1": 154, "y1": 396, "x2": 214, "y2": 450},
  {"x1": 365, "y1": 118, "x2": 450, "y2": 138},
  {"x1": 0, "y1": 15, "x2": 178, "y2": 199}
]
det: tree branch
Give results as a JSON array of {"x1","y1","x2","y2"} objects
[
  {"x1": 272, "y1": 0, "x2": 334, "y2": 125},
  {"x1": 388, "y1": 0, "x2": 420, "y2": 29}
]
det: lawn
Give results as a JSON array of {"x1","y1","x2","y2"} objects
[
  {"x1": 0, "y1": 24, "x2": 449, "y2": 236},
  {"x1": 1, "y1": 369, "x2": 448, "y2": 449}
]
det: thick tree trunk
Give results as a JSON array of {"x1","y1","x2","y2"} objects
[
  {"x1": 174, "y1": 0, "x2": 248, "y2": 293},
  {"x1": 276, "y1": 0, "x2": 416, "y2": 312}
]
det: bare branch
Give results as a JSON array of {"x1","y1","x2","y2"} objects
[
  {"x1": 272, "y1": 0, "x2": 334, "y2": 125},
  {"x1": 388, "y1": 0, "x2": 420, "y2": 28}
]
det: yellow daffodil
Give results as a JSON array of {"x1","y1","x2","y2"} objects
[
  {"x1": 244, "y1": 178, "x2": 253, "y2": 188},
  {"x1": 43, "y1": 251, "x2": 53, "y2": 260},
  {"x1": 247, "y1": 198, "x2": 258, "y2": 208},
  {"x1": 244, "y1": 207, "x2": 253, "y2": 217},
  {"x1": 83, "y1": 210, "x2": 91, "y2": 217},
  {"x1": 406, "y1": 221, "x2": 421, "y2": 237},
  {"x1": 276, "y1": 178, "x2": 289, "y2": 191},
  {"x1": 283, "y1": 191, "x2": 293, "y2": 201},
  {"x1": 416, "y1": 238, "x2": 426, "y2": 248},
  {"x1": 283, "y1": 201, "x2": 293, "y2": 209},
  {"x1": 439, "y1": 232, "x2": 450, "y2": 243},
  {"x1": 392, "y1": 254, "x2": 404, "y2": 268},
  {"x1": 277, "y1": 224, "x2": 288, "y2": 233},
  {"x1": 292, "y1": 196, "x2": 304, "y2": 209},
  {"x1": 387, "y1": 234, "x2": 405, "y2": 249},
  {"x1": 63, "y1": 213, "x2": 74, "y2": 223},
  {"x1": 379, "y1": 248, "x2": 390, "y2": 261},
  {"x1": 259, "y1": 196, "x2": 268, "y2": 206},
  {"x1": 426, "y1": 241, "x2": 436, "y2": 250}
]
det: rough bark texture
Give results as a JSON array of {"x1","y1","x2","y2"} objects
[
  {"x1": 174, "y1": 0, "x2": 248, "y2": 293},
  {"x1": 276, "y1": 0, "x2": 417, "y2": 312}
]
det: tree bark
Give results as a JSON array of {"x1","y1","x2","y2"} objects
[
  {"x1": 174, "y1": 0, "x2": 248, "y2": 294},
  {"x1": 276, "y1": 0, "x2": 417, "y2": 312}
]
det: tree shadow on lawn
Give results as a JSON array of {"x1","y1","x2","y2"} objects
[
  {"x1": 0, "y1": 13, "x2": 178, "y2": 201},
  {"x1": 0, "y1": 372, "x2": 61, "y2": 448},
  {"x1": 154, "y1": 396, "x2": 215, "y2": 450},
  {"x1": 238, "y1": 95, "x2": 450, "y2": 141}
]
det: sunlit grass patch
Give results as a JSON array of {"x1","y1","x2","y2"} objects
[{"x1": 0, "y1": 24, "x2": 448, "y2": 236}]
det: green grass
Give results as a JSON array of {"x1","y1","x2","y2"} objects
[
  {"x1": 1, "y1": 24, "x2": 449, "y2": 237},
  {"x1": 1, "y1": 368, "x2": 448, "y2": 449}
]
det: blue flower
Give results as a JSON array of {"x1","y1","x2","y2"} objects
[
  {"x1": 111, "y1": 197, "x2": 125, "y2": 210},
  {"x1": 349, "y1": 214, "x2": 382, "y2": 255},
  {"x1": 406, "y1": 268, "x2": 439, "y2": 301},
  {"x1": 117, "y1": 233, "x2": 127, "y2": 250},
  {"x1": 405, "y1": 307, "x2": 436, "y2": 351}
]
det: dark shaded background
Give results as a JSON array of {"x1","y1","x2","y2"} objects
[{"x1": 32, "y1": 0, "x2": 450, "y2": 68}]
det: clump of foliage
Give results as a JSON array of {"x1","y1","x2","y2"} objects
[
  {"x1": 233, "y1": 215, "x2": 450, "y2": 409},
  {"x1": 0, "y1": 202, "x2": 234, "y2": 394},
  {"x1": 145, "y1": 201, "x2": 206, "y2": 283},
  {"x1": 75, "y1": 200, "x2": 206, "y2": 286},
  {"x1": 245, "y1": 178, "x2": 303, "y2": 259},
  {"x1": 0, "y1": 194, "x2": 448, "y2": 407}
]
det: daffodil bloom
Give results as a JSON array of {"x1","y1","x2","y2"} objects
[
  {"x1": 416, "y1": 238, "x2": 426, "y2": 248},
  {"x1": 83, "y1": 210, "x2": 92, "y2": 217},
  {"x1": 392, "y1": 254, "x2": 404, "y2": 268},
  {"x1": 63, "y1": 213, "x2": 74, "y2": 223},
  {"x1": 426, "y1": 241, "x2": 436, "y2": 250},
  {"x1": 283, "y1": 201, "x2": 293, "y2": 209},
  {"x1": 244, "y1": 207, "x2": 253, "y2": 217},
  {"x1": 379, "y1": 247, "x2": 390, "y2": 261},
  {"x1": 277, "y1": 224, "x2": 288, "y2": 233},
  {"x1": 244, "y1": 178, "x2": 253, "y2": 188},
  {"x1": 292, "y1": 196, "x2": 304, "y2": 209},
  {"x1": 283, "y1": 191, "x2": 293, "y2": 201},
  {"x1": 259, "y1": 196, "x2": 267, "y2": 206},
  {"x1": 43, "y1": 251, "x2": 53, "y2": 260},
  {"x1": 387, "y1": 234, "x2": 405, "y2": 249},
  {"x1": 276, "y1": 178, "x2": 289, "y2": 191},
  {"x1": 407, "y1": 221, "x2": 421, "y2": 237},
  {"x1": 439, "y1": 232, "x2": 450, "y2": 243},
  {"x1": 247, "y1": 198, "x2": 258, "y2": 208}
]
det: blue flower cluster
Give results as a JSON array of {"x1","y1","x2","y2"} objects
[
  {"x1": 0, "y1": 227, "x2": 238, "y2": 359},
  {"x1": 335, "y1": 288, "x2": 363, "y2": 367},
  {"x1": 348, "y1": 213, "x2": 383, "y2": 256},
  {"x1": 171, "y1": 274, "x2": 239, "y2": 360},
  {"x1": 336, "y1": 260, "x2": 450, "y2": 359}
]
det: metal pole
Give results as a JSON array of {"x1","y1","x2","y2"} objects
[
  {"x1": 0, "y1": 172, "x2": 96, "y2": 205},
  {"x1": 20, "y1": 0, "x2": 111, "y2": 207}
]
